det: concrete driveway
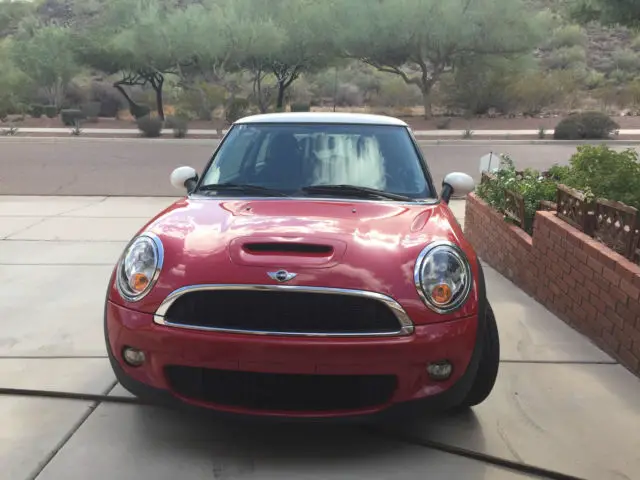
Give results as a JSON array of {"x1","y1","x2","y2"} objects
[{"x1": 1, "y1": 196, "x2": 639, "y2": 480}]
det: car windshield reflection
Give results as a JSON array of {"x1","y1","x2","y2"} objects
[{"x1": 197, "y1": 123, "x2": 434, "y2": 200}]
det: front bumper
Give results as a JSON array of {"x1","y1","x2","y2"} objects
[{"x1": 105, "y1": 299, "x2": 482, "y2": 419}]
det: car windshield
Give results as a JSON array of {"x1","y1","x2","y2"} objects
[{"x1": 197, "y1": 123, "x2": 434, "y2": 200}]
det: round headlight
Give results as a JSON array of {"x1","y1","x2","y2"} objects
[
  {"x1": 414, "y1": 241, "x2": 472, "y2": 313},
  {"x1": 116, "y1": 233, "x2": 163, "y2": 302}
]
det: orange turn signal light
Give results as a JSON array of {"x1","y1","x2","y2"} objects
[
  {"x1": 130, "y1": 273, "x2": 150, "y2": 292},
  {"x1": 431, "y1": 283, "x2": 452, "y2": 304}
]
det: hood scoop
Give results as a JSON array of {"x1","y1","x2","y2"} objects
[
  {"x1": 229, "y1": 236, "x2": 347, "y2": 269},
  {"x1": 243, "y1": 242, "x2": 333, "y2": 256}
]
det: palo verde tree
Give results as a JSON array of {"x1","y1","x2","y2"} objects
[
  {"x1": 234, "y1": 0, "x2": 338, "y2": 109},
  {"x1": 10, "y1": 24, "x2": 78, "y2": 108},
  {"x1": 337, "y1": 0, "x2": 544, "y2": 118},
  {"x1": 74, "y1": 0, "x2": 185, "y2": 120},
  {"x1": 170, "y1": 0, "x2": 257, "y2": 101}
]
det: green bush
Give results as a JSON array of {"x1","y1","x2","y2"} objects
[
  {"x1": 548, "y1": 25, "x2": 588, "y2": 49},
  {"x1": 545, "y1": 46, "x2": 587, "y2": 70},
  {"x1": 553, "y1": 112, "x2": 619, "y2": 140},
  {"x1": 507, "y1": 72, "x2": 559, "y2": 116},
  {"x1": 554, "y1": 145, "x2": 640, "y2": 209},
  {"x1": 44, "y1": 106, "x2": 57, "y2": 118},
  {"x1": 290, "y1": 102, "x2": 311, "y2": 112},
  {"x1": 478, "y1": 147, "x2": 640, "y2": 235},
  {"x1": 80, "y1": 102, "x2": 101, "y2": 122},
  {"x1": 166, "y1": 116, "x2": 188, "y2": 138},
  {"x1": 30, "y1": 104, "x2": 44, "y2": 118},
  {"x1": 175, "y1": 83, "x2": 226, "y2": 121},
  {"x1": 476, "y1": 155, "x2": 557, "y2": 234},
  {"x1": 136, "y1": 115, "x2": 163, "y2": 138},
  {"x1": 436, "y1": 117, "x2": 452, "y2": 130},
  {"x1": 60, "y1": 109, "x2": 86, "y2": 126},
  {"x1": 612, "y1": 49, "x2": 640, "y2": 73},
  {"x1": 225, "y1": 97, "x2": 250, "y2": 124}
]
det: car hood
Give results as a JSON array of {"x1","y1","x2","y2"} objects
[{"x1": 111, "y1": 196, "x2": 479, "y2": 323}]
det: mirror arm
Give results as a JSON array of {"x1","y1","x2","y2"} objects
[
  {"x1": 440, "y1": 183, "x2": 454, "y2": 204},
  {"x1": 184, "y1": 176, "x2": 198, "y2": 193}
]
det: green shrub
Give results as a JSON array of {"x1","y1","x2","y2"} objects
[
  {"x1": 60, "y1": 109, "x2": 85, "y2": 126},
  {"x1": 612, "y1": 49, "x2": 640, "y2": 73},
  {"x1": 548, "y1": 25, "x2": 588, "y2": 49},
  {"x1": 0, "y1": 107, "x2": 7, "y2": 122},
  {"x1": 290, "y1": 102, "x2": 311, "y2": 112},
  {"x1": 136, "y1": 115, "x2": 163, "y2": 138},
  {"x1": 553, "y1": 112, "x2": 619, "y2": 140},
  {"x1": 30, "y1": 104, "x2": 44, "y2": 118},
  {"x1": 559, "y1": 145, "x2": 640, "y2": 209},
  {"x1": 166, "y1": 116, "x2": 188, "y2": 138},
  {"x1": 545, "y1": 46, "x2": 587, "y2": 70},
  {"x1": 80, "y1": 102, "x2": 101, "y2": 122},
  {"x1": 538, "y1": 127, "x2": 546, "y2": 139},
  {"x1": 130, "y1": 104, "x2": 151, "y2": 120},
  {"x1": 225, "y1": 97, "x2": 250, "y2": 124},
  {"x1": 476, "y1": 155, "x2": 558, "y2": 234},
  {"x1": 175, "y1": 83, "x2": 226, "y2": 121},
  {"x1": 479, "y1": 148, "x2": 640, "y2": 235},
  {"x1": 436, "y1": 117, "x2": 452, "y2": 130},
  {"x1": 507, "y1": 73, "x2": 559, "y2": 116},
  {"x1": 44, "y1": 105, "x2": 57, "y2": 118}
]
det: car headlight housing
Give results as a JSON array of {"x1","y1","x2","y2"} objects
[
  {"x1": 116, "y1": 233, "x2": 164, "y2": 302},
  {"x1": 414, "y1": 241, "x2": 472, "y2": 313}
]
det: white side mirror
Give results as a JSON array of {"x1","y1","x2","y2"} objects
[
  {"x1": 442, "y1": 172, "x2": 475, "y2": 203},
  {"x1": 170, "y1": 166, "x2": 198, "y2": 192}
]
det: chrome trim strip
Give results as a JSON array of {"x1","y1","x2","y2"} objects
[
  {"x1": 413, "y1": 240, "x2": 473, "y2": 314},
  {"x1": 153, "y1": 284, "x2": 415, "y2": 337},
  {"x1": 116, "y1": 232, "x2": 164, "y2": 303}
]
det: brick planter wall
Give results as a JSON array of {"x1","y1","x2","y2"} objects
[{"x1": 465, "y1": 193, "x2": 640, "y2": 375}]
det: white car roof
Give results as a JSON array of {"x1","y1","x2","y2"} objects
[{"x1": 234, "y1": 112, "x2": 409, "y2": 127}]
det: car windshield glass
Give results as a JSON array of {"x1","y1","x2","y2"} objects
[{"x1": 197, "y1": 123, "x2": 434, "y2": 200}]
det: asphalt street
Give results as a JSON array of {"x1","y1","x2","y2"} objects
[{"x1": 2, "y1": 137, "x2": 637, "y2": 196}]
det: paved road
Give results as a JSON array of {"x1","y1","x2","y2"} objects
[{"x1": 1, "y1": 137, "x2": 638, "y2": 196}]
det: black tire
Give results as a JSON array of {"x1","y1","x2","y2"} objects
[{"x1": 457, "y1": 304, "x2": 500, "y2": 408}]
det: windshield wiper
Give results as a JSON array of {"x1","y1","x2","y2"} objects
[
  {"x1": 301, "y1": 184, "x2": 412, "y2": 202},
  {"x1": 197, "y1": 183, "x2": 289, "y2": 197}
]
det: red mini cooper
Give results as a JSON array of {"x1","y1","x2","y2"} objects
[{"x1": 104, "y1": 112, "x2": 499, "y2": 419}]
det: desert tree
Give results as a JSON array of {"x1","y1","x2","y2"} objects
[
  {"x1": 10, "y1": 24, "x2": 77, "y2": 108},
  {"x1": 73, "y1": 0, "x2": 187, "y2": 119},
  {"x1": 230, "y1": 0, "x2": 339, "y2": 109},
  {"x1": 337, "y1": 0, "x2": 544, "y2": 118}
]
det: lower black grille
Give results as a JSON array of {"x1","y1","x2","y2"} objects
[
  {"x1": 163, "y1": 289, "x2": 402, "y2": 334},
  {"x1": 165, "y1": 366, "x2": 397, "y2": 412}
]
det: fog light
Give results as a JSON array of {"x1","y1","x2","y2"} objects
[
  {"x1": 427, "y1": 361, "x2": 453, "y2": 381},
  {"x1": 122, "y1": 347, "x2": 146, "y2": 367}
]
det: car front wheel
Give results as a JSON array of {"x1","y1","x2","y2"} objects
[{"x1": 457, "y1": 303, "x2": 500, "y2": 408}]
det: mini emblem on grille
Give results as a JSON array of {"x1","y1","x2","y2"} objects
[{"x1": 268, "y1": 270, "x2": 297, "y2": 283}]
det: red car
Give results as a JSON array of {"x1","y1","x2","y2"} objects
[{"x1": 104, "y1": 112, "x2": 499, "y2": 419}]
